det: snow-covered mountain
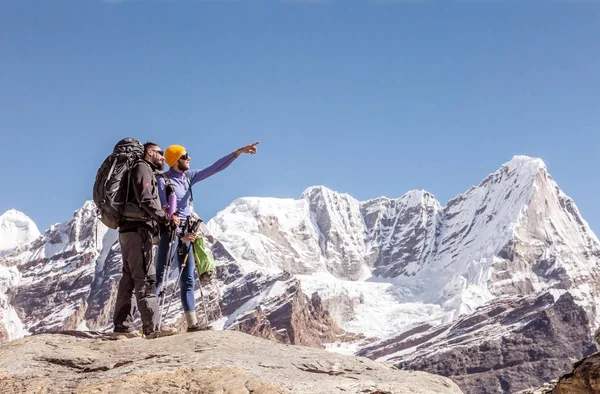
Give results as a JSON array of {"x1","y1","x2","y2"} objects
[
  {"x1": 207, "y1": 156, "x2": 600, "y2": 340},
  {"x1": 0, "y1": 210, "x2": 40, "y2": 256},
  {"x1": 0, "y1": 201, "x2": 117, "y2": 335},
  {"x1": 0, "y1": 209, "x2": 40, "y2": 341},
  {"x1": 0, "y1": 265, "x2": 22, "y2": 341},
  {"x1": 207, "y1": 187, "x2": 442, "y2": 282}
]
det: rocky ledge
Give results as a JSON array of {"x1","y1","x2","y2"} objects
[{"x1": 0, "y1": 330, "x2": 463, "y2": 394}]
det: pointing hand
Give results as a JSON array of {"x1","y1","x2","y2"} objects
[{"x1": 234, "y1": 141, "x2": 260, "y2": 156}]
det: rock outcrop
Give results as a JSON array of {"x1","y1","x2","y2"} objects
[
  {"x1": 359, "y1": 292, "x2": 597, "y2": 394},
  {"x1": 223, "y1": 271, "x2": 358, "y2": 347},
  {"x1": 550, "y1": 351, "x2": 600, "y2": 393},
  {"x1": 0, "y1": 330, "x2": 464, "y2": 394},
  {"x1": 516, "y1": 351, "x2": 600, "y2": 394}
]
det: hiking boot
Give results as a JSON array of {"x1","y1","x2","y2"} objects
[
  {"x1": 111, "y1": 330, "x2": 142, "y2": 339},
  {"x1": 186, "y1": 323, "x2": 213, "y2": 332},
  {"x1": 145, "y1": 326, "x2": 178, "y2": 339}
]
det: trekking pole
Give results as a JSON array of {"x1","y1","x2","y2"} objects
[
  {"x1": 193, "y1": 241, "x2": 211, "y2": 328},
  {"x1": 155, "y1": 192, "x2": 179, "y2": 331},
  {"x1": 163, "y1": 245, "x2": 190, "y2": 324},
  {"x1": 156, "y1": 227, "x2": 177, "y2": 331}
]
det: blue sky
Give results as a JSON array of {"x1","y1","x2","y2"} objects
[{"x1": 1, "y1": 1, "x2": 599, "y2": 234}]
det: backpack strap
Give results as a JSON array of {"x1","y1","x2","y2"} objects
[
  {"x1": 160, "y1": 172, "x2": 193, "y2": 202},
  {"x1": 160, "y1": 173, "x2": 174, "y2": 197},
  {"x1": 160, "y1": 172, "x2": 198, "y2": 222}
]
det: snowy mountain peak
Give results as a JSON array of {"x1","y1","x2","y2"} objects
[
  {"x1": 1, "y1": 209, "x2": 25, "y2": 219},
  {"x1": 456, "y1": 156, "x2": 544, "y2": 203},
  {"x1": 364, "y1": 190, "x2": 437, "y2": 206},
  {"x1": 79, "y1": 200, "x2": 97, "y2": 213},
  {"x1": 301, "y1": 185, "x2": 334, "y2": 196},
  {"x1": 301, "y1": 185, "x2": 357, "y2": 203},
  {"x1": 504, "y1": 155, "x2": 546, "y2": 171},
  {"x1": 399, "y1": 190, "x2": 438, "y2": 206},
  {"x1": 501, "y1": 155, "x2": 547, "y2": 185},
  {"x1": 0, "y1": 210, "x2": 37, "y2": 229},
  {"x1": 0, "y1": 210, "x2": 40, "y2": 256}
]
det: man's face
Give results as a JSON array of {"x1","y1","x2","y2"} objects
[
  {"x1": 147, "y1": 147, "x2": 165, "y2": 169},
  {"x1": 176, "y1": 152, "x2": 191, "y2": 171}
]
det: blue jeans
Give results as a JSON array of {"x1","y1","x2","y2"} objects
[{"x1": 155, "y1": 232, "x2": 196, "y2": 312}]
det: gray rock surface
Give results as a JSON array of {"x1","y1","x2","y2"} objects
[{"x1": 0, "y1": 330, "x2": 464, "y2": 394}]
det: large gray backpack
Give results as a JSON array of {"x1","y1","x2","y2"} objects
[{"x1": 93, "y1": 138, "x2": 144, "y2": 229}]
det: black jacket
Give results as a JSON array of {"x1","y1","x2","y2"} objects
[{"x1": 119, "y1": 160, "x2": 170, "y2": 233}]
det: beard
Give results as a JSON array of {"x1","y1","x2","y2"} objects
[
  {"x1": 177, "y1": 160, "x2": 190, "y2": 171},
  {"x1": 151, "y1": 157, "x2": 165, "y2": 170}
]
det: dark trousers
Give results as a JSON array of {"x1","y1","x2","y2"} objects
[{"x1": 113, "y1": 228, "x2": 159, "y2": 335}]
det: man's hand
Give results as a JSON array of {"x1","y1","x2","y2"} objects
[
  {"x1": 171, "y1": 214, "x2": 181, "y2": 227},
  {"x1": 181, "y1": 233, "x2": 197, "y2": 242},
  {"x1": 234, "y1": 141, "x2": 259, "y2": 156}
]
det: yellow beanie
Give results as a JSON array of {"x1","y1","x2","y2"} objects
[{"x1": 164, "y1": 145, "x2": 186, "y2": 168}]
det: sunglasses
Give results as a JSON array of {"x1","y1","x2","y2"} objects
[
  {"x1": 179, "y1": 153, "x2": 190, "y2": 160},
  {"x1": 152, "y1": 149, "x2": 164, "y2": 156}
]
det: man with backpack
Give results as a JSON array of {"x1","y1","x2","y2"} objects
[
  {"x1": 155, "y1": 141, "x2": 259, "y2": 331},
  {"x1": 112, "y1": 141, "x2": 181, "y2": 339}
]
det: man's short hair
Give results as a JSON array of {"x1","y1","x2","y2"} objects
[{"x1": 143, "y1": 142, "x2": 159, "y2": 156}]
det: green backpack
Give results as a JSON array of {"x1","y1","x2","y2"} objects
[{"x1": 193, "y1": 237, "x2": 216, "y2": 282}]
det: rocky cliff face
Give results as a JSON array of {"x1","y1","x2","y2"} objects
[
  {"x1": 223, "y1": 270, "x2": 357, "y2": 347},
  {"x1": 358, "y1": 292, "x2": 596, "y2": 394}
]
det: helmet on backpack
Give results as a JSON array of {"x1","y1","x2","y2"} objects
[{"x1": 93, "y1": 138, "x2": 145, "y2": 229}]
